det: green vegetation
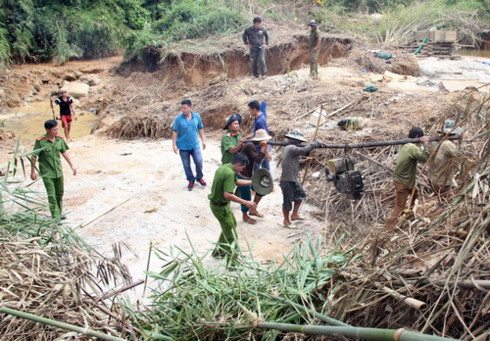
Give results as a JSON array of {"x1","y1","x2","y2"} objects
[
  {"x1": 1, "y1": 0, "x2": 489, "y2": 67},
  {"x1": 125, "y1": 236, "x2": 359, "y2": 339},
  {"x1": 0, "y1": 0, "x2": 148, "y2": 65}
]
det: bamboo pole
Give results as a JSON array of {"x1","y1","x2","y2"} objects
[
  {"x1": 256, "y1": 322, "x2": 459, "y2": 340},
  {"x1": 95, "y1": 279, "x2": 144, "y2": 302},
  {"x1": 302, "y1": 104, "x2": 324, "y2": 185},
  {"x1": 373, "y1": 283, "x2": 427, "y2": 309},
  {"x1": 391, "y1": 279, "x2": 490, "y2": 290},
  {"x1": 267, "y1": 295, "x2": 350, "y2": 327},
  {"x1": 0, "y1": 306, "x2": 125, "y2": 341},
  {"x1": 243, "y1": 135, "x2": 460, "y2": 148},
  {"x1": 80, "y1": 198, "x2": 131, "y2": 228}
]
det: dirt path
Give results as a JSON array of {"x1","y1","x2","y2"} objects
[{"x1": 28, "y1": 134, "x2": 324, "y2": 298}]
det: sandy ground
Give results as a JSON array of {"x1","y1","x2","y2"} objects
[{"x1": 21, "y1": 133, "x2": 325, "y2": 299}]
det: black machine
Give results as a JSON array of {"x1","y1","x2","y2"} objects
[{"x1": 325, "y1": 157, "x2": 364, "y2": 200}]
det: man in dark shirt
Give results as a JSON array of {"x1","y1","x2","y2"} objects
[
  {"x1": 246, "y1": 100, "x2": 271, "y2": 172},
  {"x1": 51, "y1": 90, "x2": 77, "y2": 142},
  {"x1": 242, "y1": 17, "x2": 269, "y2": 78}
]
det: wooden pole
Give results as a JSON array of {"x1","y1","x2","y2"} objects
[{"x1": 302, "y1": 104, "x2": 324, "y2": 185}]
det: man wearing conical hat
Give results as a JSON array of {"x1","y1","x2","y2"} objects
[
  {"x1": 428, "y1": 120, "x2": 465, "y2": 209},
  {"x1": 279, "y1": 130, "x2": 325, "y2": 228}
]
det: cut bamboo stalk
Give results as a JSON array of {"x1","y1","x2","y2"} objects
[
  {"x1": 95, "y1": 279, "x2": 144, "y2": 302},
  {"x1": 0, "y1": 306, "x2": 125, "y2": 341},
  {"x1": 256, "y1": 322, "x2": 458, "y2": 340},
  {"x1": 391, "y1": 279, "x2": 490, "y2": 291},
  {"x1": 80, "y1": 198, "x2": 132, "y2": 228},
  {"x1": 267, "y1": 295, "x2": 350, "y2": 327},
  {"x1": 373, "y1": 283, "x2": 427, "y2": 310}
]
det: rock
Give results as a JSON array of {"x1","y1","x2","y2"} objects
[
  {"x1": 61, "y1": 81, "x2": 90, "y2": 98},
  {"x1": 41, "y1": 79, "x2": 50, "y2": 84},
  {"x1": 74, "y1": 71, "x2": 83, "y2": 79},
  {"x1": 80, "y1": 75, "x2": 100, "y2": 86},
  {"x1": 388, "y1": 54, "x2": 420, "y2": 77},
  {"x1": 0, "y1": 89, "x2": 5, "y2": 99},
  {"x1": 63, "y1": 73, "x2": 77, "y2": 81},
  {"x1": 33, "y1": 84, "x2": 41, "y2": 92}
]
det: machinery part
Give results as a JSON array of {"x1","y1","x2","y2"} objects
[{"x1": 325, "y1": 157, "x2": 364, "y2": 200}]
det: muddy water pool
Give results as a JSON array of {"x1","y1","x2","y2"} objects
[
  {"x1": 455, "y1": 49, "x2": 490, "y2": 58},
  {"x1": 1, "y1": 101, "x2": 98, "y2": 144}
]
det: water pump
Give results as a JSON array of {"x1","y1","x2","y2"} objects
[{"x1": 325, "y1": 157, "x2": 364, "y2": 200}]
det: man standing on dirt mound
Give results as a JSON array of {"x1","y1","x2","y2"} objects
[
  {"x1": 308, "y1": 20, "x2": 322, "y2": 79},
  {"x1": 386, "y1": 127, "x2": 429, "y2": 230},
  {"x1": 30, "y1": 120, "x2": 77, "y2": 220},
  {"x1": 51, "y1": 90, "x2": 77, "y2": 142},
  {"x1": 243, "y1": 16, "x2": 269, "y2": 78},
  {"x1": 172, "y1": 99, "x2": 207, "y2": 191}
]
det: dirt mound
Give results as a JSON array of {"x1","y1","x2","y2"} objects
[
  {"x1": 117, "y1": 32, "x2": 352, "y2": 87},
  {"x1": 340, "y1": 49, "x2": 420, "y2": 76},
  {"x1": 0, "y1": 56, "x2": 122, "y2": 110}
]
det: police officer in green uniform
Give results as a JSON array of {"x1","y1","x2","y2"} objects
[
  {"x1": 209, "y1": 153, "x2": 256, "y2": 263},
  {"x1": 30, "y1": 120, "x2": 77, "y2": 219},
  {"x1": 221, "y1": 113, "x2": 243, "y2": 164}
]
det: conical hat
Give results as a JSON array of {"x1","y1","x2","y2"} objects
[{"x1": 251, "y1": 168, "x2": 273, "y2": 196}]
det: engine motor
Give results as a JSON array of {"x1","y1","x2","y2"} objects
[{"x1": 325, "y1": 157, "x2": 364, "y2": 200}]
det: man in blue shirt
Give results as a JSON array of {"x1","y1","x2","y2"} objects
[
  {"x1": 172, "y1": 99, "x2": 207, "y2": 191},
  {"x1": 247, "y1": 100, "x2": 271, "y2": 172}
]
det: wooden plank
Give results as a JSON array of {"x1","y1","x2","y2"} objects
[
  {"x1": 434, "y1": 30, "x2": 445, "y2": 41},
  {"x1": 445, "y1": 31, "x2": 457, "y2": 42}
]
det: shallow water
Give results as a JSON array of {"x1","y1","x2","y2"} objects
[
  {"x1": 455, "y1": 49, "x2": 490, "y2": 58},
  {"x1": 1, "y1": 101, "x2": 97, "y2": 144}
]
